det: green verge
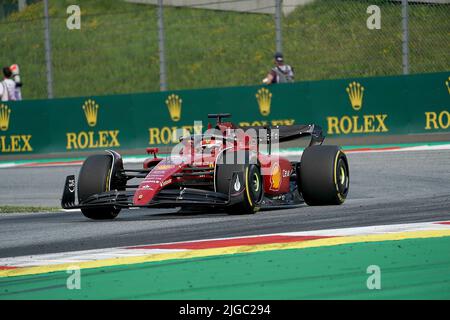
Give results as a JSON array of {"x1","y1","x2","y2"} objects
[
  {"x1": 0, "y1": 206, "x2": 61, "y2": 214},
  {"x1": 0, "y1": 0, "x2": 448, "y2": 99},
  {"x1": 1, "y1": 236, "x2": 450, "y2": 300}
]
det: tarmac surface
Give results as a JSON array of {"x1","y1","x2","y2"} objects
[{"x1": 0, "y1": 149, "x2": 449, "y2": 258}]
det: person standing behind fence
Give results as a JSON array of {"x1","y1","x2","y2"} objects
[
  {"x1": 0, "y1": 67, "x2": 17, "y2": 101},
  {"x1": 262, "y1": 52, "x2": 295, "y2": 85},
  {"x1": 10, "y1": 64, "x2": 22, "y2": 101}
]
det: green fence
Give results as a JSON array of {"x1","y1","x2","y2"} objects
[{"x1": 1, "y1": 72, "x2": 449, "y2": 156}]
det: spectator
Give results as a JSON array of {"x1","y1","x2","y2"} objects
[
  {"x1": 10, "y1": 64, "x2": 22, "y2": 101},
  {"x1": 262, "y1": 52, "x2": 295, "y2": 85},
  {"x1": 0, "y1": 67, "x2": 16, "y2": 102}
]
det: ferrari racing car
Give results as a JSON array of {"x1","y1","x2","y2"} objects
[{"x1": 62, "y1": 114, "x2": 349, "y2": 219}]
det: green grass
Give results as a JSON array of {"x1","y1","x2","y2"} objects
[
  {"x1": 0, "y1": 0, "x2": 448, "y2": 99},
  {"x1": 2, "y1": 236, "x2": 450, "y2": 299},
  {"x1": 0, "y1": 206, "x2": 60, "y2": 214}
]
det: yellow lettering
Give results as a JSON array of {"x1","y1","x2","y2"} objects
[
  {"x1": 271, "y1": 120, "x2": 284, "y2": 126},
  {"x1": 10, "y1": 136, "x2": 20, "y2": 152},
  {"x1": 171, "y1": 127, "x2": 179, "y2": 144},
  {"x1": 327, "y1": 117, "x2": 340, "y2": 135},
  {"x1": 375, "y1": 114, "x2": 388, "y2": 132},
  {"x1": 109, "y1": 130, "x2": 120, "y2": 147},
  {"x1": 438, "y1": 111, "x2": 450, "y2": 129},
  {"x1": 179, "y1": 127, "x2": 192, "y2": 141},
  {"x1": 425, "y1": 111, "x2": 450, "y2": 130},
  {"x1": 282, "y1": 119, "x2": 295, "y2": 126},
  {"x1": 160, "y1": 127, "x2": 172, "y2": 145},
  {"x1": 363, "y1": 115, "x2": 375, "y2": 133},
  {"x1": 66, "y1": 131, "x2": 119, "y2": 150},
  {"x1": 0, "y1": 135, "x2": 33, "y2": 153},
  {"x1": 340, "y1": 116, "x2": 352, "y2": 134},
  {"x1": 149, "y1": 128, "x2": 161, "y2": 145},
  {"x1": 352, "y1": 116, "x2": 363, "y2": 133},
  {"x1": 98, "y1": 131, "x2": 108, "y2": 147},
  {"x1": 1, "y1": 136, "x2": 11, "y2": 152},
  {"x1": 88, "y1": 131, "x2": 98, "y2": 148},
  {"x1": 66, "y1": 133, "x2": 77, "y2": 150},
  {"x1": 425, "y1": 112, "x2": 438, "y2": 130},
  {"x1": 21, "y1": 135, "x2": 32, "y2": 152},
  {"x1": 78, "y1": 132, "x2": 89, "y2": 149}
]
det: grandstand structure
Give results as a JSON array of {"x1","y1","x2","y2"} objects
[
  {"x1": 125, "y1": 0, "x2": 316, "y2": 15},
  {"x1": 126, "y1": 0, "x2": 450, "y2": 15}
]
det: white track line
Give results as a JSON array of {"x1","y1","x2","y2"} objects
[
  {"x1": 0, "y1": 248, "x2": 187, "y2": 268},
  {"x1": 1, "y1": 220, "x2": 449, "y2": 268}
]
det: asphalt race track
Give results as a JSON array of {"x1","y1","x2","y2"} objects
[{"x1": 0, "y1": 149, "x2": 449, "y2": 258}]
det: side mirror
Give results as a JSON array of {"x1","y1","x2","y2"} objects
[{"x1": 146, "y1": 147, "x2": 159, "y2": 158}]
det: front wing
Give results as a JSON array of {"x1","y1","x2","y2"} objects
[
  {"x1": 62, "y1": 174, "x2": 305, "y2": 212},
  {"x1": 62, "y1": 173, "x2": 243, "y2": 210}
]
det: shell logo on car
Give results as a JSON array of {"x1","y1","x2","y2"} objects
[{"x1": 269, "y1": 163, "x2": 282, "y2": 191}]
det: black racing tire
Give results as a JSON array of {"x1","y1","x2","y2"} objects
[
  {"x1": 215, "y1": 151, "x2": 263, "y2": 215},
  {"x1": 78, "y1": 154, "x2": 121, "y2": 220},
  {"x1": 236, "y1": 164, "x2": 264, "y2": 214},
  {"x1": 299, "y1": 145, "x2": 349, "y2": 206}
]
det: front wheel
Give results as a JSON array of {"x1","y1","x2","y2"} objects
[
  {"x1": 298, "y1": 145, "x2": 349, "y2": 206},
  {"x1": 78, "y1": 153, "x2": 122, "y2": 220}
]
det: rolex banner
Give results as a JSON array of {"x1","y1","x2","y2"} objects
[{"x1": 1, "y1": 72, "x2": 449, "y2": 156}]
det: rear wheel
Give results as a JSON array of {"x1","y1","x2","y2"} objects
[
  {"x1": 298, "y1": 145, "x2": 349, "y2": 206},
  {"x1": 78, "y1": 153, "x2": 122, "y2": 220}
]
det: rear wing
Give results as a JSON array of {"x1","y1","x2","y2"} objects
[
  {"x1": 246, "y1": 124, "x2": 324, "y2": 148},
  {"x1": 177, "y1": 123, "x2": 324, "y2": 154},
  {"x1": 276, "y1": 124, "x2": 324, "y2": 145}
]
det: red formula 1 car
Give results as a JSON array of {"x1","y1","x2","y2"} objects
[{"x1": 62, "y1": 114, "x2": 349, "y2": 220}]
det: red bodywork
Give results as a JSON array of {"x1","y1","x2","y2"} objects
[{"x1": 132, "y1": 122, "x2": 293, "y2": 206}]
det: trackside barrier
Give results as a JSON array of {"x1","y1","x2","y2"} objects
[{"x1": 0, "y1": 72, "x2": 449, "y2": 156}]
